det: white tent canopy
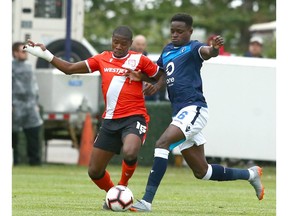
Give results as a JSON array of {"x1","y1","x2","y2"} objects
[{"x1": 249, "y1": 21, "x2": 276, "y2": 32}]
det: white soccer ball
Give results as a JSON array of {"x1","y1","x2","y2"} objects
[{"x1": 105, "y1": 185, "x2": 134, "y2": 211}]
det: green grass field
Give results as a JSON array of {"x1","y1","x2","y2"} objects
[{"x1": 12, "y1": 164, "x2": 276, "y2": 216}]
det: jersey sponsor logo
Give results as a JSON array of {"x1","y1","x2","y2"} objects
[
  {"x1": 166, "y1": 62, "x2": 174, "y2": 76},
  {"x1": 166, "y1": 77, "x2": 174, "y2": 85},
  {"x1": 103, "y1": 67, "x2": 127, "y2": 75},
  {"x1": 166, "y1": 62, "x2": 175, "y2": 86},
  {"x1": 136, "y1": 121, "x2": 146, "y2": 134}
]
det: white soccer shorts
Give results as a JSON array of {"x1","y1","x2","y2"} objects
[{"x1": 170, "y1": 105, "x2": 209, "y2": 151}]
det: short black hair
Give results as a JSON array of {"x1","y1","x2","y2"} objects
[
  {"x1": 112, "y1": 26, "x2": 133, "y2": 40},
  {"x1": 171, "y1": 13, "x2": 193, "y2": 27},
  {"x1": 12, "y1": 41, "x2": 25, "y2": 57}
]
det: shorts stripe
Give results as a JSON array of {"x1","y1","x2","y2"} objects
[
  {"x1": 191, "y1": 106, "x2": 201, "y2": 125},
  {"x1": 169, "y1": 139, "x2": 185, "y2": 151}
]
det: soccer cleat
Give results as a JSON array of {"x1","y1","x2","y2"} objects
[
  {"x1": 130, "y1": 199, "x2": 152, "y2": 212},
  {"x1": 102, "y1": 201, "x2": 110, "y2": 210},
  {"x1": 248, "y1": 166, "x2": 265, "y2": 200}
]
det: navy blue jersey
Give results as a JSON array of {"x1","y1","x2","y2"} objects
[{"x1": 157, "y1": 40, "x2": 207, "y2": 116}]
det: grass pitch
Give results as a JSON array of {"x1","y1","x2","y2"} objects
[{"x1": 12, "y1": 164, "x2": 276, "y2": 216}]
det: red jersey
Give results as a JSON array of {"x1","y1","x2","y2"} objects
[{"x1": 85, "y1": 51, "x2": 159, "y2": 123}]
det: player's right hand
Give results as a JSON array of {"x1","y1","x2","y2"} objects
[{"x1": 23, "y1": 40, "x2": 54, "y2": 62}]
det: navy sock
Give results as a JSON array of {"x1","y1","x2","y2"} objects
[
  {"x1": 142, "y1": 156, "x2": 168, "y2": 203},
  {"x1": 210, "y1": 164, "x2": 250, "y2": 181}
]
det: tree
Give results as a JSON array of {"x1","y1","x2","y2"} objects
[{"x1": 84, "y1": 0, "x2": 276, "y2": 57}]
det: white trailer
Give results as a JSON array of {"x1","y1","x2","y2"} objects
[
  {"x1": 172, "y1": 56, "x2": 276, "y2": 162},
  {"x1": 12, "y1": 0, "x2": 102, "y2": 160}
]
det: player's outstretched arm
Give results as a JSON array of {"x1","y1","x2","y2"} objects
[{"x1": 24, "y1": 39, "x2": 89, "y2": 75}]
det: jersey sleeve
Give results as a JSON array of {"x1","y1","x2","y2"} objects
[
  {"x1": 86, "y1": 52, "x2": 104, "y2": 73},
  {"x1": 191, "y1": 41, "x2": 205, "y2": 62},
  {"x1": 157, "y1": 44, "x2": 171, "y2": 70},
  {"x1": 139, "y1": 55, "x2": 159, "y2": 78},
  {"x1": 157, "y1": 54, "x2": 164, "y2": 70}
]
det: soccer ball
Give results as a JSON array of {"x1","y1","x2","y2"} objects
[{"x1": 105, "y1": 185, "x2": 134, "y2": 211}]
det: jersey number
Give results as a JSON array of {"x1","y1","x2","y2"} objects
[
  {"x1": 177, "y1": 111, "x2": 188, "y2": 120},
  {"x1": 136, "y1": 121, "x2": 146, "y2": 134}
]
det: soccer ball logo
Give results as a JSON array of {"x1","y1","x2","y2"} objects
[{"x1": 105, "y1": 185, "x2": 134, "y2": 211}]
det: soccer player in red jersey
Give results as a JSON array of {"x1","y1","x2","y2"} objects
[{"x1": 24, "y1": 26, "x2": 165, "y2": 209}]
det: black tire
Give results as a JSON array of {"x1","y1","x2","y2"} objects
[{"x1": 36, "y1": 39, "x2": 93, "y2": 68}]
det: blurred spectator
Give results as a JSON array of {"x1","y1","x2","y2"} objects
[
  {"x1": 12, "y1": 42, "x2": 43, "y2": 166},
  {"x1": 131, "y1": 34, "x2": 148, "y2": 56},
  {"x1": 207, "y1": 34, "x2": 231, "y2": 56},
  {"x1": 244, "y1": 36, "x2": 263, "y2": 58},
  {"x1": 131, "y1": 35, "x2": 167, "y2": 101}
]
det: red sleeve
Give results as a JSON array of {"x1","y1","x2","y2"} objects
[
  {"x1": 139, "y1": 55, "x2": 159, "y2": 78},
  {"x1": 86, "y1": 52, "x2": 103, "y2": 73}
]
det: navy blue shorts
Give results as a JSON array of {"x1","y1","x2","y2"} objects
[{"x1": 94, "y1": 115, "x2": 147, "y2": 154}]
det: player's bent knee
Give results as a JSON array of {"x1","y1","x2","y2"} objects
[
  {"x1": 122, "y1": 150, "x2": 138, "y2": 162},
  {"x1": 88, "y1": 167, "x2": 104, "y2": 180},
  {"x1": 155, "y1": 139, "x2": 170, "y2": 149}
]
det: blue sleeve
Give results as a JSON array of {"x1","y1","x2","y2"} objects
[
  {"x1": 190, "y1": 40, "x2": 205, "y2": 62},
  {"x1": 157, "y1": 51, "x2": 164, "y2": 70}
]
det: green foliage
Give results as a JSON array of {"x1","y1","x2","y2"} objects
[
  {"x1": 12, "y1": 164, "x2": 276, "y2": 215},
  {"x1": 84, "y1": 0, "x2": 276, "y2": 56},
  {"x1": 264, "y1": 37, "x2": 276, "y2": 58}
]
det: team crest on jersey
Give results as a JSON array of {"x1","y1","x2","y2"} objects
[
  {"x1": 181, "y1": 47, "x2": 186, "y2": 53},
  {"x1": 127, "y1": 59, "x2": 137, "y2": 67}
]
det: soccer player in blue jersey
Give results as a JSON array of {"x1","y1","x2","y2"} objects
[{"x1": 131, "y1": 13, "x2": 264, "y2": 212}]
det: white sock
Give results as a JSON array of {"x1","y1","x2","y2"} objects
[
  {"x1": 202, "y1": 164, "x2": 213, "y2": 180},
  {"x1": 154, "y1": 148, "x2": 169, "y2": 159}
]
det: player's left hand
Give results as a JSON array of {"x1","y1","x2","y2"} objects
[
  {"x1": 211, "y1": 35, "x2": 224, "y2": 49},
  {"x1": 23, "y1": 39, "x2": 54, "y2": 62},
  {"x1": 143, "y1": 82, "x2": 158, "y2": 96},
  {"x1": 124, "y1": 68, "x2": 142, "y2": 82}
]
